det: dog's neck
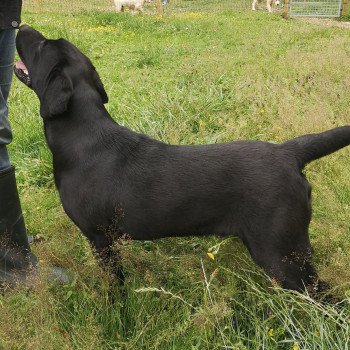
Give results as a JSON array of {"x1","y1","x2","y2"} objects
[{"x1": 70, "y1": 84, "x2": 108, "y2": 114}]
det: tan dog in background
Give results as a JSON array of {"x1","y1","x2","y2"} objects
[
  {"x1": 114, "y1": 0, "x2": 151, "y2": 13},
  {"x1": 252, "y1": 0, "x2": 280, "y2": 12}
]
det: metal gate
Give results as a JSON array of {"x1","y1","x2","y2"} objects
[{"x1": 287, "y1": 0, "x2": 343, "y2": 17}]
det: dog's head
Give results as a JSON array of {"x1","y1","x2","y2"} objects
[
  {"x1": 15, "y1": 25, "x2": 108, "y2": 119},
  {"x1": 274, "y1": 0, "x2": 280, "y2": 6}
]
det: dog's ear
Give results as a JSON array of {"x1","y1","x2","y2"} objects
[
  {"x1": 92, "y1": 68, "x2": 108, "y2": 104},
  {"x1": 40, "y1": 69, "x2": 73, "y2": 119}
]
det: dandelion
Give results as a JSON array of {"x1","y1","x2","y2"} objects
[
  {"x1": 207, "y1": 252, "x2": 215, "y2": 260},
  {"x1": 293, "y1": 343, "x2": 299, "y2": 350},
  {"x1": 266, "y1": 326, "x2": 273, "y2": 337}
]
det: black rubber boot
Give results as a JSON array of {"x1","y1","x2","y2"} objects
[{"x1": 0, "y1": 166, "x2": 38, "y2": 285}]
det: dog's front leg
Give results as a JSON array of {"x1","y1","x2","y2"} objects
[
  {"x1": 89, "y1": 233, "x2": 125, "y2": 285},
  {"x1": 266, "y1": 0, "x2": 273, "y2": 12},
  {"x1": 252, "y1": 0, "x2": 258, "y2": 10}
]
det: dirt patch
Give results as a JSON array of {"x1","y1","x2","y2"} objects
[{"x1": 297, "y1": 17, "x2": 350, "y2": 29}]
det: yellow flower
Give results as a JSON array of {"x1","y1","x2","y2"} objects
[
  {"x1": 266, "y1": 326, "x2": 273, "y2": 337},
  {"x1": 293, "y1": 343, "x2": 299, "y2": 350},
  {"x1": 207, "y1": 252, "x2": 215, "y2": 260}
]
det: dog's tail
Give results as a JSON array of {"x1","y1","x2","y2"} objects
[{"x1": 283, "y1": 126, "x2": 350, "y2": 169}]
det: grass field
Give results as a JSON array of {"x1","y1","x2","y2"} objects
[{"x1": 1, "y1": 2, "x2": 350, "y2": 349}]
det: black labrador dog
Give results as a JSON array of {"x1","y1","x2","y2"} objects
[{"x1": 15, "y1": 25, "x2": 350, "y2": 293}]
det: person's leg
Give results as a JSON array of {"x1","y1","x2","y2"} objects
[
  {"x1": 0, "y1": 29, "x2": 38, "y2": 285},
  {"x1": 0, "y1": 146, "x2": 10, "y2": 170},
  {"x1": 0, "y1": 29, "x2": 16, "y2": 170},
  {"x1": 0, "y1": 29, "x2": 69, "y2": 287}
]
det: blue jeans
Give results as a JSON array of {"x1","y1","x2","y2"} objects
[{"x1": 0, "y1": 29, "x2": 16, "y2": 171}]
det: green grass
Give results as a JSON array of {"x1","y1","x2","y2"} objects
[{"x1": 1, "y1": 3, "x2": 350, "y2": 349}]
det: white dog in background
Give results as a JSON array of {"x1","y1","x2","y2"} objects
[
  {"x1": 114, "y1": 0, "x2": 151, "y2": 13},
  {"x1": 252, "y1": 0, "x2": 280, "y2": 12}
]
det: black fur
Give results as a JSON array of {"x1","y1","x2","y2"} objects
[{"x1": 16, "y1": 25, "x2": 350, "y2": 292}]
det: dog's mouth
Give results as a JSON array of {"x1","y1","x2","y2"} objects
[{"x1": 14, "y1": 60, "x2": 31, "y2": 87}]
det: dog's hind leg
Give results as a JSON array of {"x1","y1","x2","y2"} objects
[
  {"x1": 135, "y1": 5, "x2": 143, "y2": 13},
  {"x1": 241, "y1": 202, "x2": 325, "y2": 293},
  {"x1": 249, "y1": 231, "x2": 319, "y2": 292}
]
